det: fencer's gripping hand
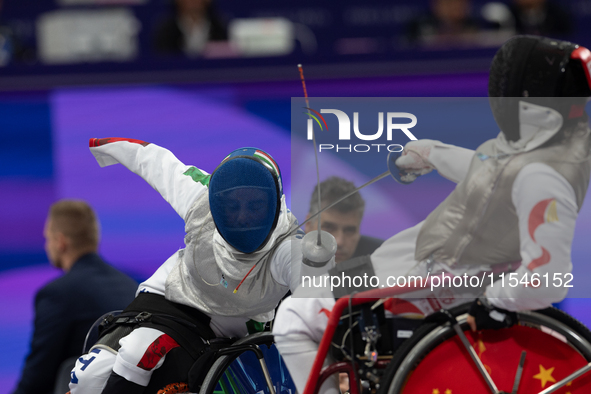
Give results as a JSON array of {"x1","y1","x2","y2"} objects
[
  {"x1": 467, "y1": 297, "x2": 518, "y2": 332},
  {"x1": 394, "y1": 140, "x2": 437, "y2": 183}
]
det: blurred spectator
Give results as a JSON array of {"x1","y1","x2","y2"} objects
[
  {"x1": 153, "y1": 0, "x2": 228, "y2": 57},
  {"x1": 0, "y1": 0, "x2": 13, "y2": 66},
  {"x1": 305, "y1": 176, "x2": 383, "y2": 265},
  {"x1": 0, "y1": 23, "x2": 14, "y2": 66},
  {"x1": 508, "y1": 0, "x2": 572, "y2": 37},
  {"x1": 406, "y1": 0, "x2": 512, "y2": 48},
  {"x1": 0, "y1": 0, "x2": 29, "y2": 66},
  {"x1": 12, "y1": 199, "x2": 138, "y2": 394},
  {"x1": 406, "y1": 0, "x2": 482, "y2": 47}
]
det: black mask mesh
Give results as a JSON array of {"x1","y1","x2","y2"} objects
[{"x1": 489, "y1": 35, "x2": 590, "y2": 142}]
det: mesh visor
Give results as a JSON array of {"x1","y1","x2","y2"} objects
[
  {"x1": 209, "y1": 157, "x2": 280, "y2": 254},
  {"x1": 489, "y1": 36, "x2": 591, "y2": 141}
]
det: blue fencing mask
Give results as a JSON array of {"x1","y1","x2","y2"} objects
[{"x1": 208, "y1": 147, "x2": 283, "y2": 254}]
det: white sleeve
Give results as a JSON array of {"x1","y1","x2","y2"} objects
[
  {"x1": 136, "y1": 251, "x2": 180, "y2": 296},
  {"x1": 273, "y1": 295, "x2": 340, "y2": 394},
  {"x1": 428, "y1": 143, "x2": 475, "y2": 183},
  {"x1": 89, "y1": 138, "x2": 208, "y2": 220},
  {"x1": 270, "y1": 231, "x2": 338, "y2": 293},
  {"x1": 487, "y1": 163, "x2": 578, "y2": 311},
  {"x1": 270, "y1": 236, "x2": 303, "y2": 293}
]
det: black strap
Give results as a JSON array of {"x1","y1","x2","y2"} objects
[
  {"x1": 124, "y1": 292, "x2": 214, "y2": 336},
  {"x1": 98, "y1": 293, "x2": 217, "y2": 360},
  {"x1": 102, "y1": 370, "x2": 145, "y2": 394}
]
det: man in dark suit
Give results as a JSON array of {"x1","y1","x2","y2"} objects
[
  {"x1": 305, "y1": 176, "x2": 383, "y2": 264},
  {"x1": 153, "y1": 0, "x2": 228, "y2": 57},
  {"x1": 12, "y1": 199, "x2": 138, "y2": 394}
]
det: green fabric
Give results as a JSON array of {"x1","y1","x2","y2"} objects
[
  {"x1": 246, "y1": 320, "x2": 266, "y2": 334},
  {"x1": 183, "y1": 167, "x2": 211, "y2": 186},
  {"x1": 216, "y1": 367, "x2": 246, "y2": 394},
  {"x1": 226, "y1": 367, "x2": 244, "y2": 394}
]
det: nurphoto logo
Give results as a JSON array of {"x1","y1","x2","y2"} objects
[{"x1": 304, "y1": 108, "x2": 417, "y2": 153}]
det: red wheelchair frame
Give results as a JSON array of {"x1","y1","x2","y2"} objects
[
  {"x1": 303, "y1": 284, "x2": 423, "y2": 394},
  {"x1": 300, "y1": 283, "x2": 591, "y2": 394}
]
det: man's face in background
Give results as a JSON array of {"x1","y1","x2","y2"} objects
[{"x1": 305, "y1": 208, "x2": 362, "y2": 264}]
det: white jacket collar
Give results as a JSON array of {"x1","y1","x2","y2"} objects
[{"x1": 495, "y1": 101, "x2": 563, "y2": 154}]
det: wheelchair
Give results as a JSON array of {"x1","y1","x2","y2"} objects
[
  {"x1": 302, "y1": 285, "x2": 591, "y2": 394},
  {"x1": 183, "y1": 286, "x2": 591, "y2": 394},
  {"x1": 78, "y1": 284, "x2": 591, "y2": 394},
  {"x1": 198, "y1": 332, "x2": 296, "y2": 394},
  {"x1": 79, "y1": 311, "x2": 296, "y2": 394},
  {"x1": 380, "y1": 305, "x2": 591, "y2": 394}
]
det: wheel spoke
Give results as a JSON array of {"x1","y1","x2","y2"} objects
[
  {"x1": 511, "y1": 351, "x2": 526, "y2": 394},
  {"x1": 538, "y1": 363, "x2": 591, "y2": 394},
  {"x1": 452, "y1": 323, "x2": 499, "y2": 394},
  {"x1": 378, "y1": 306, "x2": 591, "y2": 394}
]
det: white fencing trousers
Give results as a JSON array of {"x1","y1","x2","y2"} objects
[{"x1": 69, "y1": 327, "x2": 169, "y2": 394}]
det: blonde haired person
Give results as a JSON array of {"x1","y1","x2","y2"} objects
[{"x1": 12, "y1": 200, "x2": 137, "y2": 394}]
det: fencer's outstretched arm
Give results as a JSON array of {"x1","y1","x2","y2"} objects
[
  {"x1": 486, "y1": 163, "x2": 578, "y2": 311},
  {"x1": 89, "y1": 138, "x2": 207, "y2": 220},
  {"x1": 270, "y1": 228, "x2": 337, "y2": 293},
  {"x1": 269, "y1": 216, "x2": 305, "y2": 292},
  {"x1": 396, "y1": 139, "x2": 475, "y2": 183}
]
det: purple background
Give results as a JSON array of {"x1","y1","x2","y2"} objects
[{"x1": 2, "y1": 73, "x2": 591, "y2": 392}]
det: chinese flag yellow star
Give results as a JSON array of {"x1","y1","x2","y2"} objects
[
  {"x1": 432, "y1": 389, "x2": 440, "y2": 394},
  {"x1": 476, "y1": 339, "x2": 486, "y2": 357},
  {"x1": 445, "y1": 390, "x2": 452, "y2": 394},
  {"x1": 533, "y1": 365, "x2": 556, "y2": 388}
]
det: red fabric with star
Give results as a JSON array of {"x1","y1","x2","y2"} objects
[{"x1": 399, "y1": 326, "x2": 591, "y2": 393}]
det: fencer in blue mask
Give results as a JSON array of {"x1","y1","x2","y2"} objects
[{"x1": 69, "y1": 141, "x2": 328, "y2": 394}]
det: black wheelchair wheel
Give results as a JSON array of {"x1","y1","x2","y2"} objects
[
  {"x1": 378, "y1": 303, "x2": 591, "y2": 394},
  {"x1": 199, "y1": 332, "x2": 296, "y2": 394}
]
